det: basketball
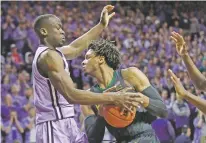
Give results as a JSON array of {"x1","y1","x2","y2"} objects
[{"x1": 102, "y1": 84, "x2": 137, "y2": 128}]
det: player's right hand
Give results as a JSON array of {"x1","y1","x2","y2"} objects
[{"x1": 170, "y1": 31, "x2": 188, "y2": 56}]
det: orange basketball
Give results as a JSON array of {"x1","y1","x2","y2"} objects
[
  {"x1": 102, "y1": 84, "x2": 136, "y2": 128},
  {"x1": 103, "y1": 105, "x2": 136, "y2": 128}
]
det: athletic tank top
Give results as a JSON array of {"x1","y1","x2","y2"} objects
[
  {"x1": 90, "y1": 70, "x2": 156, "y2": 139},
  {"x1": 32, "y1": 46, "x2": 74, "y2": 124}
]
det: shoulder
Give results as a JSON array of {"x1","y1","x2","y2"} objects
[
  {"x1": 38, "y1": 49, "x2": 64, "y2": 72},
  {"x1": 121, "y1": 67, "x2": 149, "y2": 82},
  {"x1": 120, "y1": 67, "x2": 150, "y2": 91}
]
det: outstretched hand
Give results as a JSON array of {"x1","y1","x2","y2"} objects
[
  {"x1": 170, "y1": 31, "x2": 188, "y2": 56},
  {"x1": 100, "y1": 5, "x2": 115, "y2": 28},
  {"x1": 168, "y1": 69, "x2": 187, "y2": 98}
]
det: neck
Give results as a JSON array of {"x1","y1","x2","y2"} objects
[
  {"x1": 41, "y1": 39, "x2": 55, "y2": 50},
  {"x1": 93, "y1": 65, "x2": 114, "y2": 89}
]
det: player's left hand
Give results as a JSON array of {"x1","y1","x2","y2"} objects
[
  {"x1": 168, "y1": 69, "x2": 187, "y2": 97},
  {"x1": 135, "y1": 92, "x2": 150, "y2": 108},
  {"x1": 99, "y1": 5, "x2": 115, "y2": 28}
]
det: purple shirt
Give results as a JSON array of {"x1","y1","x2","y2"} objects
[
  {"x1": 3, "y1": 120, "x2": 23, "y2": 143},
  {"x1": 152, "y1": 118, "x2": 175, "y2": 142}
]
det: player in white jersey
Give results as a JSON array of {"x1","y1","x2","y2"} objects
[{"x1": 32, "y1": 5, "x2": 140, "y2": 143}]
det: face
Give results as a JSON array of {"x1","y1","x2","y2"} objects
[
  {"x1": 11, "y1": 85, "x2": 20, "y2": 94},
  {"x1": 42, "y1": 17, "x2": 65, "y2": 47},
  {"x1": 82, "y1": 49, "x2": 102, "y2": 75},
  {"x1": 161, "y1": 90, "x2": 168, "y2": 99},
  {"x1": 29, "y1": 108, "x2": 36, "y2": 117}
]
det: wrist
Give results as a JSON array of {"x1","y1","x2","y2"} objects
[
  {"x1": 97, "y1": 22, "x2": 106, "y2": 29},
  {"x1": 103, "y1": 92, "x2": 117, "y2": 104},
  {"x1": 181, "y1": 52, "x2": 189, "y2": 58},
  {"x1": 183, "y1": 91, "x2": 189, "y2": 98},
  {"x1": 143, "y1": 97, "x2": 150, "y2": 108}
]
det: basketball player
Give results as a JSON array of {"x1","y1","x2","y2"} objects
[
  {"x1": 81, "y1": 39, "x2": 168, "y2": 143},
  {"x1": 169, "y1": 31, "x2": 206, "y2": 114},
  {"x1": 33, "y1": 5, "x2": 141, "y2": 143}
]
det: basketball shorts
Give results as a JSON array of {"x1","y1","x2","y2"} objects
[{"x1": 36, "y1": 117, "x2": 88, "y2": 143}]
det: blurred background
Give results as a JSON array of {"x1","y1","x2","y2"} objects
[{"x1": 1, "y1": 1, "x2": 206, "y2": 143}]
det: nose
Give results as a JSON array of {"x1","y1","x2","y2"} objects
[
  {"x1": 61, "y1": 29, "x2": 65, "y2": 35},
  {"x1": 82, "y1": 60, "x2": 86, "y2": 66}
]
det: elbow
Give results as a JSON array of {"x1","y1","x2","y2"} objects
[
  {"x1": 159, "y1": 109, "x2": 168, "y2": 118},
  {"x1": 159, "y1": 104, "x2": 168, "y2": 118}
]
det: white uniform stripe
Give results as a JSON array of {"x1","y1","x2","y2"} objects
[{"x1": 47, "y1": 121, "x2": 52, "y2": 143}]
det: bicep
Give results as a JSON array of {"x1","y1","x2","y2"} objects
[
  {"x1": 40, "y1": 50, "x2": 75, "y2": 100},
  {"x1": 59, "y1": 45, "x2": 78, "y2": 60}
]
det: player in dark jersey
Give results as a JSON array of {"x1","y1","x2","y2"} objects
[{"x1": 81, "y1": 39, "x2": 168, "y2": 143}]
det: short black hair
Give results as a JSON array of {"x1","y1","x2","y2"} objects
[
  {"x1": 33, "y1": 14, "x2": 56, "y2": 36},
  {"x1": 88, "y1": 39, "x2": 121, "y2": 70}
]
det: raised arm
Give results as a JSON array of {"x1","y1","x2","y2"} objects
[
  {"x1": 60, "y1": 5, "x2": 115, "y2": 60},
  {"x1": 122, "y1": 67, "x2": 168, "y2": 118},
  {"x1": 168, "y1": 69, "x2": 206, "y2": 114},
  {"x1": 38, "y1": 50, "x2": 139, "y2": 108},
  {"x1": 170, "y1": 31, "x2": 206, "y2": 91}
]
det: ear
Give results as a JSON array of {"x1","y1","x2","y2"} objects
[
  {"x1": 99, "y1": 56, "x2": 105, "y2": 65},
  {"x1": 40, "y1": 28, "x2": 48, "y2": 36}
]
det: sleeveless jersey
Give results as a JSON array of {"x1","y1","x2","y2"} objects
[
  {"x1": 32, "y1": 46, "x2": 74, "y2": 125},
  {"x1": 90, "y1": 70, "x2": 156, "y2": 139}
]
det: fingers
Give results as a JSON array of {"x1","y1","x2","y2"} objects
[
  {"x1": 168, "y1": 69, "x2": 181, "y2": 86},
  {"x1": 104, "y1": 5, "x2": 114, "y2": 12},
  {"x1": 122, "y1": 104, "x2": 134, "y2": 113},
  {"x1": 168, "y1": 69, "x2": 178, "y2": 81},
  {"x1": 103, "y1": 86, "x2": 116, "y2": 92},
  {"x1": 171, "y1": 31, "x2": 184, "y2": 42},
  {"x1": 119, "y1": 87, "x2": 134, "y2": 92},
  {"x1": 109, "y1": 12, "x2": 115, "y2": 19},
  {"x1": 170, "y1": 36, "x2": 177, "y2": 43}
]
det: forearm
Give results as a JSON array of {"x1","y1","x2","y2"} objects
[
  {"x1": 184, "y1": 91, "x2": 206, "y2": 114},
  {"x1": 15, "y1": 120, "x2": 24, "y2": 133},
  {"x1": 68, "y1": 89, "x2": 114, "y2": 105},
  {"x1": 181, "y1": 53, "x2": 206, "y2": 91},
  {"x1": 62, "y1": 23, "x2": 104, "y2": 59},
  {"x1": 49, "y1": 71, "x2": 114, "y2": 105},
  {"x1": 142, "y1": 86, "x2": 168, "y2": 117}
]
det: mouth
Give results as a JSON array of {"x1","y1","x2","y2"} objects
[
  {"x1": 62, "y1": 37, "x2": 65, "y2": 42},
  {"x1": 82, "y1": 66, "x2": 86, "y2": 70}
]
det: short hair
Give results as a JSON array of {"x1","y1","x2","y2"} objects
[
  {"x1": 88, "y1": 39, "x2": 121, "y2": 70},
  {"x1": 33, "y1": 14, "x2": 56, "y2": 35}
]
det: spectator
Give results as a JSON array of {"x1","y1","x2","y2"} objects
[
  {"x1": 172, "y1": 93, "x2": 191, "y2": 136},
  {"x1": 193, "y1": 110, "x2": 206, "y2": 143},
  {"x1": 152, "y1": 117, "x2": 176, "y2": 143},
  {"x1": 175, "y1": 125, "x2": 192, "y2": 143}
]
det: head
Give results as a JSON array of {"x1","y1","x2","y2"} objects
[
  {"x1": 161, "y1": 89, "x2": 169, "y2": 100},
  {"x1": 11, "y1": 84, "x2": 20, "y2": 95},
  {"x1": 33, "y1": 14, "x2": 65, "y2": 47},
  {"x1": 4, "y1": 94, "x2": 12, "y2": 106},
  {"x1": 10, "y1": 44, "x2": 17, "y2": 53},
  {"x1": 25, "y1": 87, "x2": 33, "y2": 98},
  {"x1": 29, "y1": 107, "x2": 36, "y2": 118},
  {"x1": 82, "y1": 39, "x2": 121, "y2": 75}
]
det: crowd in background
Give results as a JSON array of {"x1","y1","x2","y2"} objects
[{"x1": 1, "y1": 1, "x2": 206, "y2": 143}]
